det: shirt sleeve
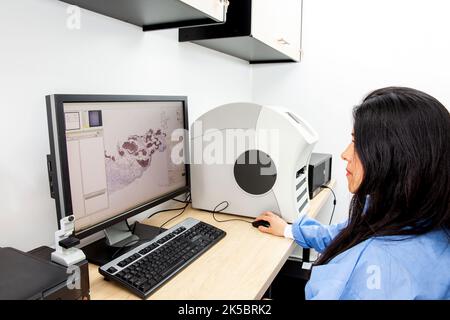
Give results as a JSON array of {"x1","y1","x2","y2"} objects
[{"x1": 291, "y1": 215, "x2": 348, "y2": 253}]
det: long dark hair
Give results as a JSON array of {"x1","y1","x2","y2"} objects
[{"x1": 316, "y1": 87, "x2": 450, "y2": 265}]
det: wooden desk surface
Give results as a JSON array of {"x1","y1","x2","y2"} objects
[{"x1": 89, "y1": 180, "x2": 335, "y2": 300}]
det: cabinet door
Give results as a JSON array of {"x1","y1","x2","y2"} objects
[
  {"x1": 251, "y1": 0, "x2": 302, "y2": 61},
  {"x1": 181, "y1": 0, "x2": 228, "y2": 22}
]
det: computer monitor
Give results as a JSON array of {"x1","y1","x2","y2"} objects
[{"x1": 46, "y1": 95, "x2": 189, "y2": 265}]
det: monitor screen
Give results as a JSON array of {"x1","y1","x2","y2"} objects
[{"x1": 46, "y1": 95, "x2": 189, "y2": 237}]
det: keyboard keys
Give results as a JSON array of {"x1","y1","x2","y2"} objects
[
  {"x1": 134, "y1": 277, "x2": 147, "y2": 287},
  {"x1": 101, "y1": 219, "x2": 226, "y2": 299},
  {"x1": 107, "y1": 266, "x2": 118, "y2": 274},
  {"x1": 157, "y1": 238, "x2": 167, "y2": 245},
  {"x1": 161, "y1": 259, "x2": 186, "y2": 277},
  {"x1": 117, "y1": 260, "x2": 128, "y2": 268},
  {"x1": 139, "y1": 242, "x2": 159, "y2": 255},
  {"x1": 140, "y1": 283, "x2": 152, "y2": 292}
]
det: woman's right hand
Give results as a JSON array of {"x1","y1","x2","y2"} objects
[{"x1": 254, "y1": 211, "x2": 288, "y2": 237}]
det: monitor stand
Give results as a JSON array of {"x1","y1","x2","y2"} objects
[{"x1": 81, "y1": 221, "x2": 166, "y2": 266}]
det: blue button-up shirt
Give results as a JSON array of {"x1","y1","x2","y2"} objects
[{"x1": 291, "y1": 215, "x2": 450, "y2": 299}]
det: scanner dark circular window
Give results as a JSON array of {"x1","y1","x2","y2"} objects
[{"x1": 233, "y1": 150, "x2": 277, "y2": 195}]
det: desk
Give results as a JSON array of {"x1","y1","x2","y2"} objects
[{"x1": 89, "y1": 180, "x2": 335, "y2": 300}]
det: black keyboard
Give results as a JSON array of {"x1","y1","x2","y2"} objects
[{"x1": 99, "y1": 218, "x2": 226, "y2": 298}]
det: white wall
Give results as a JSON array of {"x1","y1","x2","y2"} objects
[
  {"x1": 0, "y1": 0, "x2": 252, "y2": 251},
  {"x1": 252, "y1": 0, "x2": 450, "y2": 224},
  {"x1": 3, "y1": 0, "x2": 450, "y2": 251}
]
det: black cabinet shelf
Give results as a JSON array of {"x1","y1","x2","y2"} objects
[
  {"x1": 179, "y1": 0, "x2": 300, "y2": 64},
  {"x1": 181, "y1": 36, "x2": 296, "y2": 64},
  {"x1": 60, "y1": 0, "x2": 226, "y2": 30}
]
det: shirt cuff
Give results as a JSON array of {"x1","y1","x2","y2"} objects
[{"x1": 284, "y1": 224, "x2": 294, "y2": 239}]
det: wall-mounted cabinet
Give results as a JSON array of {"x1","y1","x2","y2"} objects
[
  {"x1": 60, "y1": 0, "x2": 228, "y2": 30},
  {"x1": 179, "y1": 0, "x2": 303, "y2": 63}
]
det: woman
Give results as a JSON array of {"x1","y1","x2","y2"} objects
[{"x1": 255, "y1": 87, "x2": 450, "y2": 299}]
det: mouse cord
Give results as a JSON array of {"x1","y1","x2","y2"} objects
[
  {"x1": 208, "y1": 201, "x2": 252, "y2": 224},
  {"x1": 157, "y1": 193, "x2": 191, "y2": 234},
  {"x1": 320, "y1": 185, "x2": 337, "y2": 225}
]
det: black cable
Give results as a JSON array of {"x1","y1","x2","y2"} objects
[
  {"x1": 157, "y1": 193, "x2": 191, "y2": 234},
  {"x1": 320, "y1": 185, "x2": 337, "y2": 225},
  {"x1": 208, "y1": 201, "x2": 252, "y2": 224},
  {"x1": 125, "y1": 220, "x2": 133, "y2": 232},
  {"x1": 172, "y1": 198, "x2": 191, "y2": 204},
  {"x1": 146, "y1": 192, "x2": 191, "y2": 220},
  {"x1": 112, "y1": 192, "x2": 191, "y2": 259},
  {"x1": 146, "y1": 206, "x2": 188, "y2": 220},
  {"x1": 112, "y1": 204, "x2": 188, "y2": 259},
  {"x1": 158, "y1": 202, "x2": 189, "y2": 234}
]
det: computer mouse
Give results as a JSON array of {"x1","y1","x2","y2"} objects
[{"x1": 252, "y1": 220, "x2": 270, "y2": 228}]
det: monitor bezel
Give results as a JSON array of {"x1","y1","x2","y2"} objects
[{"x1": 46, "y1": 94, "x2": 190, "y2": 239}]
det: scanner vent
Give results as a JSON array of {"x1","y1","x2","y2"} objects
[{"x1": 295, "y1": 166, "x2": 308, "y2": 214}]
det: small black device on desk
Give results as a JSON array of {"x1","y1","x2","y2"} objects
[
  {"x1": 252, "y1": 220, "x2": 270, "y2": 228},
  {"x1": 99, "y1": 217, "x2": 225, "y2": 299},
  {"x1": 308, "y1": 153, "x2": 332, "y2": 199},
  {"x1": 0, "y1": 247, "x2": 89, "y2": 300}
]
